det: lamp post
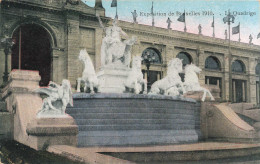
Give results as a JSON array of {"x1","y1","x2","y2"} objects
[
  {"x1": 223, "y1": 9, "x2": 235, "y2": 102},
  {"x1": 142, "y1": 51, "x2": 156, "y2": 90},
  {"x1": 1, "y1": 37, "x2": 14, "y2": 86}
]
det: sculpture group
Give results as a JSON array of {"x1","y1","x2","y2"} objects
[
  {"x1": 36, "y1": 15, "x2": 215, "y2": 117},
  {"x1": 36, "y1": 80, "x2": 73, "y2": 117},
  {"x1": 75, "y1": 15, "x2": 214, "y2": 101}
]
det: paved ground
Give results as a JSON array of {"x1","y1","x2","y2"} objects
[{"x1": 48, "y1": 142, "x2": 260, "y2": 163}]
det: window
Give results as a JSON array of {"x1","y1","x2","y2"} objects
[
  {"x1": 141, "y1": 48, "x2": 162, "y2": 64},
  {"x1": 256, "y1": 63, "x2": 260, "y2": 75},
  {"x1": 232, "y1": 60, "x2": 246, "y2": 73},
  {"x1": 205, "y1": 56, "x2": 221, "y2": 70},
  {"x1": 176, "y1": 52, "x2": 192, "y2": 67}
]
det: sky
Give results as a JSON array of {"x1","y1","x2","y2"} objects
[{"x1": 83, "y1": 0, "x2": 260, "y2": 45}]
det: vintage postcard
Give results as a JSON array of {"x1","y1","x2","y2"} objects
[{"x1": 0, "y1": 0, "x2": 260, "y2": 163}]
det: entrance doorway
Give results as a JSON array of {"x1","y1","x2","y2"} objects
[
  {"x1": 232, "y1": 79, "x2": 246, "y2": 103},
  {"x1": 12, "y1": 24, "x2": 52, "y2": 86}
]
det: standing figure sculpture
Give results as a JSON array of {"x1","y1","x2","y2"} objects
[
  {"x1": 36, "y1": 80, "x2": 73, "y2": 117},
  {"x1": 198, "y1": 24, "x2": 202, "y2": 34},
  {"x1": 97, "y1": 14, "x2": 137, "y2": 67},
  {"x1": 77, "y1": 49, "x2": 99, "y2": 93},
  {"x1": 166, "y1": 17, "x2": 172, "y2": 29},
  {"x1": 149, "y1": 58, "x2": 185, "y2": 96},
  {"x1": 131, "y1": 10, "x2": 138, "y2": 24},
  {"x1": 125, "y1": 56, "x2": 147, "y2": 94},
  {"x1": 184, "y1": 63, "x2": 215, "y2": 102},
  {"x1": 249, "y1": 34, "x2": 253, "y2": 44}
]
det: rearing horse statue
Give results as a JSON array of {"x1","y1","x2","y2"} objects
[
  {"x1": 77, "y1": 49, "x2": 99, "y2": 94},
  {"x1": 184, "y1": 63, "x2": 215, "y2": 102}
]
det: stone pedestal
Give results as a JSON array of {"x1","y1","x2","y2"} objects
[
  {"x1": 1, "y1": 70, "x2": 78, "y2": 150},
  {"x1": 26, "y1": 117, "x2": 78, "y2": 150},
  {"x1": 97, "y1": 65, "x2": 131, "y2": 93}
]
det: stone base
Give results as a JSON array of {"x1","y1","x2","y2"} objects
[
  {"x1": 67, "y1": 93, "x2": 200, "y2": 147},
  {"x1": 97, "y1": 66, "x2": 131, "y2": 93},
  {"x1": 26, "y1": 117, "x2": 78, "y2": 150}
]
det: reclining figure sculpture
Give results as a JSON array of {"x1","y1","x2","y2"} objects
[{"x1": 36, "y1": 80, "x2": 73, "y2": 117}]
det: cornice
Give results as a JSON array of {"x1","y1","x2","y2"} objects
[{"x1": 119, "y1": 20, "x2": 260, "y2": 54}]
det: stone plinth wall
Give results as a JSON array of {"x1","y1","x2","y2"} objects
[
  {"x1": 67, "y1": 93, "x2": 201, "y2": 147},
  {"x1": 1, "y1": 70, "x2": 78, "y2": 150},
  {"x1": 201, "y1": 102, "x2": 257, "y2": 141}
]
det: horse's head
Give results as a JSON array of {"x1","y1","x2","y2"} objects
[
  {"x1": 185, "y1": 63, "x2": 201, "y2": 73},
  {"x1": 132, "y1": 56, "x2": 142, "y2": 69},
  {"x1": 167, "y1": 58, "x2": 183, "y2": 75},
  {"x1": 79, "y1": 49, "x2": 88, "y2": 61}
]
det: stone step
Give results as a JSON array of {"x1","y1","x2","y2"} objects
[
  {"x1": 72, "y1": 99, "x2": 194, "y2": 110},
  {"x1": 77, "y1": 130, "x2": 198, "y2": 147},
  {"x1": 74, "y1": 118, "x2": 195, "y2": 126},
  {"x1": 78, "y1": 124, "x2": 195, "y2": 131},
  {"x1": 66, "y1": 107, "x2": 194, "y2": 114},
  {"x1": 69, "y1": 113, "x2": 195, "y2": 120},
  {"x1": 237, "y1": 113, "x2": 256, "y2": 126}
]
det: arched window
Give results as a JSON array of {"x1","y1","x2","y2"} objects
[
  {"x1": 141, "y1": 48, "x2": 162, "y2": 64},
  {"x1": 176, "y1": 52, "x2": 192, "y2": 67},
  {"x1": 232, "y1": 60, "x2": 246, "y2": 73},
  {"x1": 205, "y1": 56, "x2": 221, "y2": 70},
  {"x1": 256, "y1": 63, "x2": 260, "y2": 75}
]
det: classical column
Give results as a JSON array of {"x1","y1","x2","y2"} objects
[
  {"x1": 206, "y1": 78, "x2": 209, "y2": 85},
  {"x1": 233, "y1": 80, "x2": 236, "y2": 102},
  {"x1": 242, "y1": 81, "x2": 245, "y2": 102},
  {"x1": 157, "y1": 72, "x2": 160, "y2": 80},
  {"x1": 144, "y1": 71, "x2": 147, "y2": 81}
]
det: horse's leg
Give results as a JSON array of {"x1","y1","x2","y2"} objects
[
  {"x1": 201, "y1": 88, "x2": 206, "y2": 102},
  {"x1": 77, "y1": 78, "x2": 81, "y2": 92},
  {"x1": 206, "y1": 89, "x2": 215, "y2": 101},
  {"x1": 134, "y1": 80, "x2": 140, "y2": 94},
  {"x1": 84, "y1": 81, "x2": 87, "y2": 93},
  {"x1": 89, "y1": 82, "x2": 95, "y2": 94}
]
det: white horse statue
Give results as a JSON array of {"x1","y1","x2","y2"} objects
[
  {"x1": 184, "y1": 63, "x2": 215, "y2": 101},
  {"x1": 125, "y1": 56, "x2": 147, "y2": 94},
  {"x1": 149, "y1": 58, "x2": 185, "y2": 96},
  {"x1": 77, "y1": 49, "x2": 99, "y2": 93}
]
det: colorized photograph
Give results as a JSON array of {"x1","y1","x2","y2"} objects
[{"x1": 0, "y1": 0, "x2": 260, "y2": 163}]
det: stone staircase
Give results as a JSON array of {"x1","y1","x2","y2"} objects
[
  {"x1": 229, "y1": 103, "x2": 260, "y2": 139},
  {"x1": 66, "y1": 93, "x2": 201, "y2": 147}
]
